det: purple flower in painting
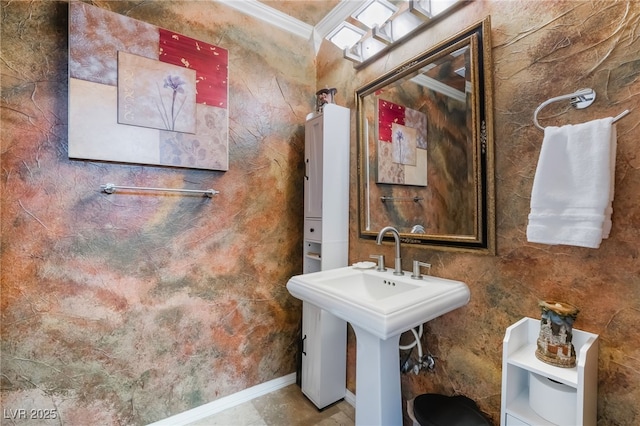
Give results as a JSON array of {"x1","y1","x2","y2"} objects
[
  {"x1": 163, "y1": 75, "x2": 186, "y2": 93},
  {"x1": 157, "y1": 74, "x2": 188, "y2": 131},
  {"x1": 395, "y1": 129, "x2": 405, "y2": 143}
]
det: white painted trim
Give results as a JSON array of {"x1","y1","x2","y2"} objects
[
  {"x1": 214, "y1": 0, "x2": 368, "y2": 53},
  {"x1": 411, "y1": 74, "x2": 467, "y2": 102},
  {"x1": 345, "y1": 389, "x2": 356, "y2": 408},
  {"x1": 214, "y1": 0, "x2": 313, "y2": 40},
  {"x1": 313, "y1": 0, "x2": 367, "y2": 51},
  {"x1": 148, "y1": 373, "x2": 297, "y2": 426},
  {"x1": 315, "y1": 1, "x2": 367, "y2": 39}
]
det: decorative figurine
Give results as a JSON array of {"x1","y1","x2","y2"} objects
[
  {"x1": 316, "y1": 87, "x2": 337, "y2": 112},
  {"x1": 535, "y1": 300, "x2": 579, "y2": 368}
]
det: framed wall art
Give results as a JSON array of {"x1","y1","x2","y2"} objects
[
  {"x1": 68, "y1": 2, "x2": 229, "y2": 171},
  {"x1": 376, "y1": 98, "x2": 427, "y2": 186}
]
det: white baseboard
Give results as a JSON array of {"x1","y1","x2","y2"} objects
[
  {"x1": 345, "y1": 389, "x2": 356, "y2": 407},
  {"x1": 148, "y1": 373, "x2": 297, "y2": 426}
]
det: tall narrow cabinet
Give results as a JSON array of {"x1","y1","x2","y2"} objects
[{"x1": 300, "y1": 104, "x2": 349, "y2": 409}]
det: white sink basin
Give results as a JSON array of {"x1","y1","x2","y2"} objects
[
  {"x1": 287, "y1": 265, "x2": 470, "y2": 426},
  {"x1": 286, "y1": 266, "x2": 470, "y2": 340}
]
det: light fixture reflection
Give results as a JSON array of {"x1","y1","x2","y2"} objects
[
  {"x1": 409, "y1": 0, "x2": 432, "y2": 19},
  {"x1": 344, "y1": 36, "x2": 389, "y2": 63},
  {"x1": 359, "y1": 36, "x2": 387, "y2": 61},
  {"x1": 352, "y1": 0, "x2": 398, "y2": 29},
  {"x1": 327, "y1": 21, "x2": 366, "y2": 49},
  {"x1": 411, "y1": 0, "x2": 461, "y2": 19},
  {"x1": 326, "y1": 0, "x2": 470, "y2": 66},
  {"x1": 374, "y1": 8, "x2": 425, "y2": 44},
  {"x1": 431, "y1": 0, "x2": 460, "y2": 16}
]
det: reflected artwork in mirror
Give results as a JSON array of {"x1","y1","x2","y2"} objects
[{"x1": 357, "y1": 18, "x2": 495, "y2": 253}]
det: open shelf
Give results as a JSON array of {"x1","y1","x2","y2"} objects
[
  {"x1": 507, "y1": 341, "x2": 580, "y2": 387},
  {"x1": 501, "y1": 317, "x2": 598, "y2": 426},
  {"x1": 504, "y1": 388, "x2": 555, "y2": 426}
]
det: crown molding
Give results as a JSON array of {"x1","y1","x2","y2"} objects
[
  {"x1": 214, "y1": 0, "x2": 314, "y2": 40},
  {"x1": 215, "y1": 0, "x2": 368, "y2": 53},
  {"x1": 411, "y1": 74, "x2": 466, "y2": 102},
  {"x1": 312, "y1": 0, "x2": 366, "y2": 52},
  {"x1": 315, "y1": 1, "x2": 366, "y2": 39}
]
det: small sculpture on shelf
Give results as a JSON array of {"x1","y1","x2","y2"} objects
[
  {"x1": 535, "y1": 300, "x2": 579, "y2": 368},
  {"x1": 316, "y1": 87, "x2": 337, "y2": 112}
]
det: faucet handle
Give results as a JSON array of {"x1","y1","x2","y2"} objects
[
  {"x1": 369, "y1": 254, "x2": 386, "y2": 272},
  {"x1": 411, "y1": 260, "x2": 432, "y2": 280}
]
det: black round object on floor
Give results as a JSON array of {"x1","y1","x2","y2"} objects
[{"x1": 413, "y1": 393, "x2": 492, "y2": 426}]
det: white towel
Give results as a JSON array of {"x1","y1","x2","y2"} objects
[{"x1": 526, "y1": 117, "x2": 617, "y2": 248}]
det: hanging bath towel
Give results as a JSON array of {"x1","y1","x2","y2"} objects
[{"x1": 526, "y1": 117, "x2": 617, "y2": 248}]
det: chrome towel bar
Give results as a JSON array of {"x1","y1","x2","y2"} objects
[
  {"x1": 380, "y1": 196, "x2": 423, "y2": 203},
  {"x1": 100, "y1": 183, "x2": 219, "y2": 197}
]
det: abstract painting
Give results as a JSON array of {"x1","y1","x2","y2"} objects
[
  {"x1": 392, "y1": 123, "x2": 417, "y2": 165},
  {"x1": 118, "y1": 52, "x2": 197, "y2": 133},
  {"x1": 377, "y1": 98, "x2": 427, "y2": 186},
  {"x1": 68, "y1": 2, "x2": 229, "y2": 171}
]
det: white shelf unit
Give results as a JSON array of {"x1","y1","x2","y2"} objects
[
  {"x1": 300, "y1": 104, "x2": 350, "y2": 409},
  {"x1": 501, "y1": 317, "x2": 599, "y2": 426}
]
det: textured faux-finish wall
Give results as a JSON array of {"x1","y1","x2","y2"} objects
[
  {"x1": 316, "y1": 1, "x2": 640, "y2": 424},
  {"x1": 1, "y1": 1, "x2": 314, "y2": 423}
]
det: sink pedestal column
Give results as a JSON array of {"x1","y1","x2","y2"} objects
[{"x1": 352, "y1": 325, "x2": 402, "y2": 426}]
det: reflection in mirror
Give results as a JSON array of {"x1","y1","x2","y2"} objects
[{"x1": 357, "y1": 18, "x2": 495, "y2": 253}]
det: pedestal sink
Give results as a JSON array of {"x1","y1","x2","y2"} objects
[{"x1": 286, "y1": 266, "x2": 470, "y2": 425}]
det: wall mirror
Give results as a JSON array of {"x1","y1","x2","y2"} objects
[{"x1": 356, "y1": 17, "x2": 495, "y2": 253}]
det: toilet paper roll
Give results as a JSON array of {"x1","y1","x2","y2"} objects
[{"x1": 529, "y1": 372, "x2": 577, "y2": 425}]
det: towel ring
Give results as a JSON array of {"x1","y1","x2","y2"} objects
[
  {"x1": 533, "y1": 88, "x2": 596, "y2": 130},
  {"x1": 534, "y1": 88, "x2": 630, "y2": 130}
]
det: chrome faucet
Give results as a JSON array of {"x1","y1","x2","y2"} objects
[{"x1": 376, "y1": 226, "x2": 403, "y2": 275}]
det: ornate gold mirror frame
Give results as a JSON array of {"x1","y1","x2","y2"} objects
[{"x1": 356, "y1": 17, "x2": 495, "y2": 253}]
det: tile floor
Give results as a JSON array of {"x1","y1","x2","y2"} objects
[{"x1": 187, "y1": 384, "x2": 355, "y2": 426}]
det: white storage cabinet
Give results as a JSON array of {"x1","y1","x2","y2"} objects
[
  {"x1": 501, "y1": 317, "x2": 599, "y2": 426},
  {"x1": 300, "y1": 104, "x2": 350, "y2": 409}
]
